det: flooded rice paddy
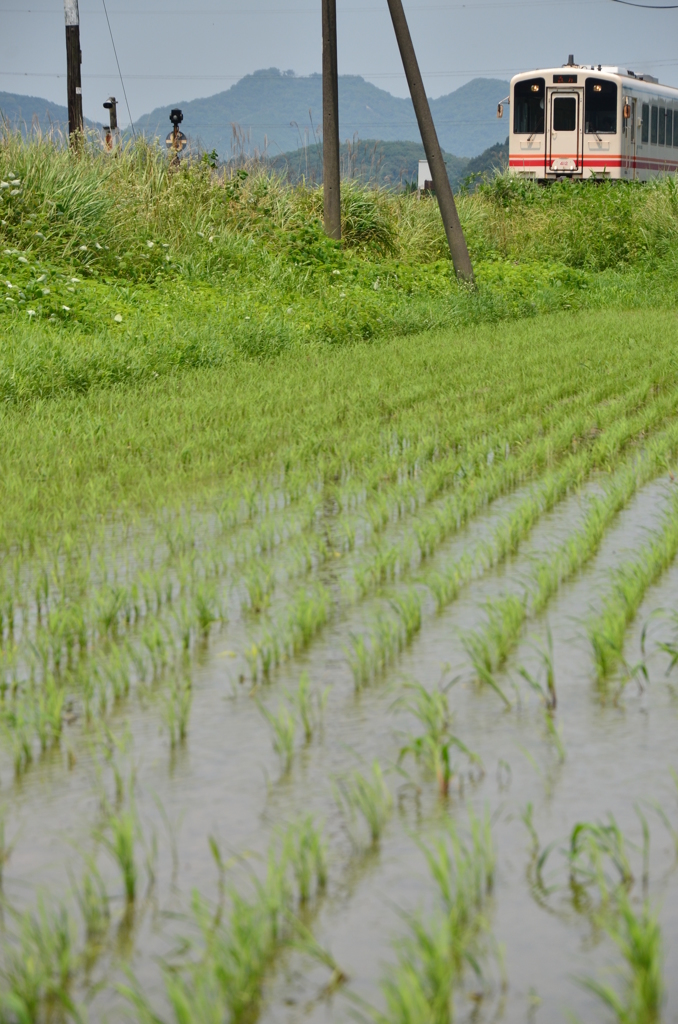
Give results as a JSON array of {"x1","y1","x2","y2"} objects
[{"x1": 1, "y1": 427, "x2": 678, "y2": 1024}]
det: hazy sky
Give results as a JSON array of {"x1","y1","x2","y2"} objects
[{"x1": 2, "y1": 0, "x2": 678, "y2": 127}]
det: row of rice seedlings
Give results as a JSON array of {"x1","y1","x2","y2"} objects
[
  {"x1": 462, "y1": 595, "x2": 525, "y2": 706},
  {"x1": 3, "y1": 380, "x2": 667, "y2": 705},
  {"x1": 459, "y1": 427, "x2": 678, "y2": 695},
  {"x1": 6, "y1": 369, "x2": 634, "y2": 648},
  {"x1": 589, "y1": 490, "x2": 678, "y2": 683},
  {"x1": 373, "y1": 811, "x2": 496, "y2": 1023},
  {"x1": 334, "y1": 760, "x2": 393, "y2": 847},
  {"x1": 355, "y1": 391, "x2": 678, "y2": 605},
  {"x1": 395, "y1": 682, "x2": 480, "y2": 798},
  {"x1": 122, "y1": 817, "x2": 330, "y2": 1024},
  {"x1": 257, "y1": 673, "x2": 328, "y2": 772},
  {"x1": 346, "y1": 588, "x2": 425, "y2": 688},
  {"x1": 347, "y1": 421, "x2": 677, "y2": 698},
  {"x1": 246, "y1": 584, "x2": 332, "y2": 683}
]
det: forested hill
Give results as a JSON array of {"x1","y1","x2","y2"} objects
[
  {"x1": 134, "y1": 71, "x2": 509, "y2": 159},
  {"x1": 267, "y1": 136, "x2": 509, "y2": 191},
  {"x1": 0, "y1": 92, "x2": 100, "y2": 134}
]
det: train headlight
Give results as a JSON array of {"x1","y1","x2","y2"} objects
[
  {"x1": 531, "y1": 84, "x2": 540, "y2": 93},
  {"x1": 593, "y1": 84, "x2": 602, "y2": 93}
]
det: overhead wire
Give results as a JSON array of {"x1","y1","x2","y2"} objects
[{"x1": 101, "y1": 0, "x2": 136, "y2": 136}]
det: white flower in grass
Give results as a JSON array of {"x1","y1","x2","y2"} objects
[
  {"x1": 0, "y1": 182, "x2": 9, "y2": 190},
  {"x1": 36, "y1": 275, "x2": 46, "y2": 283},
  {"x1": 146, "y1": 240, "x2": 154, "y2": 248},
  {"x1": 18, "y1": 256, "x2": 28, "y2": 264},
  {"x1": 114, "y1": 314, "x2": 123, "y2": 322},
  {"x1": 71, "y1": 277, "x2": 80, "y2": 283},
  {"x1": 10, "y1": 190, "x2": 20, "y2": 196},
  {"x1": 27, "y1": 309, "x2": 35, "y2": 316},
  {"x1": 42, "y1": 289, "x2": 50, "y2": 295},
  {"x1": 79, "y1": 245, "x2": 88, "y2": 252},
  {"x1": 95, "y1": 242, "x2": 103, "y2": 250},
  {"x1": 62, "y1": 305, "x2": 70, "y2": 311}
]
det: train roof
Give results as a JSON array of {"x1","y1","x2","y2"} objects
[{"x1": 510, "y1": 65, "x2": 678, "y2": 98}]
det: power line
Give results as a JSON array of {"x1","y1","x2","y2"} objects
[
  {"x1": 101, "y1": 0, "x2": 135, "y2": 136},
  {"x1": 611, "y1": 0, "x2": 678, "y2": 6},
  {"x1": 0, "y1": 0, "x2": 607, "y2": 11}
]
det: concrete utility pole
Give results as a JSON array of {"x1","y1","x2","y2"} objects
[
  {"x1": 64, "y1": 0, "x2": 84, "y2": 144},
  {"x1": 322, "y1": 0, "x2": 341, "y2": 240},
  {"x1": 385, "y1": 0, "x2": 474, "y2": 282}
]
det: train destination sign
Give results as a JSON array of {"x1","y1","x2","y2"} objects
[{"x1": 554, "y1": 74, "x2": 578, "y2": 83}]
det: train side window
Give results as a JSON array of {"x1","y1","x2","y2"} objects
[
  {"x1": 667, "y1": 109, "x2": 673, "y2": 147},
  {"x1": 585, "y1": 77, "x2": 617, "y2": 133},
  {"x1": 659, "y1": 107, "x2": 666, "y2": 145},
  {"x1": 651, "y1": 105, "x2": 658, "y2": 144},
  {"x1": 642, "y1": 103, "x2": 649, "y2": 143},
  {"x1": 674, "y1": 111, "x2": 678, "y2": 146},
  {"x1": 513, "y1": 78, "x2": 545, "y2": 134}
]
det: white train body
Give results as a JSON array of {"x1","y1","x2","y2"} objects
[{"x1": 506, "y1": 60, "x2": 678, "y2": 180}]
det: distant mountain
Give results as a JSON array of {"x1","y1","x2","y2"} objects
[
  {"x1": 267, "y1": 139, "x2": 469, "y2": 191},
  {"x1": 134, "y1": 70, "x2": 510, "y2": 159},
  {"x1": 0, "y1": 91, "x2": 101, "y2": 134}
]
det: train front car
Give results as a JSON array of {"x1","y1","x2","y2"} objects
[{"x1": 507, "y1": 59, "x2": 678, "y2": 182}]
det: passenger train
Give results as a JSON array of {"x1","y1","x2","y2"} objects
[{"x1": 501, "y1": 56, "x2": 678, "y2": 180}]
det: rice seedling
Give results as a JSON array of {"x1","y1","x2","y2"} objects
[
  {"x1": 95, "y1": 798, "x2": 139, "y2": 904},
  {"x1": 257, "y1": 698, "x2": 296, "y2": 773},
  {"x1": 0, "y1": 898, "x2": 80, "y2": 1024},
  {"x1": 242, "y1": 561, "x2": 275, "y2": 614},
  {"x1": 71, "y1": 858, "x2": 110, "y2": 944},
  {"x1": 162, "y1": 673, "x2": 193, "y2": 748},
  {"x1": 580, "y1": 892, "x2": 664, "y2": 1024},
  {"x1": 518, "y1": 627, "x2": 557, "y2": 710},
  {"x1": 396, "y1": 682, "x2": 479, "y2": 797},
  {"x1": 286, "y1": 671, "x2": 327, "y2": 743},
  {"x1": 373, "y1": 811, "x2": 495, "y2": 1024},
  {"x1": 335, "y1": 760, "x2": 393, "y2": 847},
  {"x1": 284, "y1": 815, "x2": 328, "y2": 904}
]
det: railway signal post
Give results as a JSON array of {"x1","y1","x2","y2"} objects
[
  {"x1": 64, "y1": 0, "x2": 84, "y2": 144},
  {"x1": 385, "y1": 0, "x2": 474, "y2": 283}
]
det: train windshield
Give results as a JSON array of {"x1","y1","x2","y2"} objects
[
  {"x1": 585, "y1": 78, "x2": 618, "y2": 133},
  {"x1": 514, "y1": 78, "x2": 545, "y2": 133}
]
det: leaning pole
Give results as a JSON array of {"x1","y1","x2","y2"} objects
[{"x1": 385, "y1": 0, "x2": 474, "y2": 282}]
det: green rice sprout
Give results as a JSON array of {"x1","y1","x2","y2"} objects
[
  {"x1": 374, "y1": 811, "x2": 495, "y2": 1023},
  {"x1": 162, "y1": 674, "x2": 193, "y2": 748},
  {"x1": 257, "y1": 698, "x2": 296, "y2": 773},
  {"x1": 95, "y1": 800, "x2": 139, "y2": 904},
  {"x1": 580, "y1": 892, "x2": 664, "y2": 1024},
  {"x1": 286, "y1": 671, "x2": 327, "y2": 743},
  {"x1": 335, "y1": 760, "x2": 393, "y2": 846},
  {"x1": 396, "y1": 682, "x2": 479, "y2": 798}
]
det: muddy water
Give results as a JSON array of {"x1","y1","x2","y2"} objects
[{"x1": 1, "y1": 476, "x2": 677, "y2": 1023}]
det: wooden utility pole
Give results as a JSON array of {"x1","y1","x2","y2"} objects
[
  {"x1": 322, "y1": 0, "x2": 341, "y2": 240},
  {"x1": 385, "y1": 0, "x2": 474, "y2": 282},
  {"x1": 64, "y1": 0, "x2": 84, "y2": 144}
]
